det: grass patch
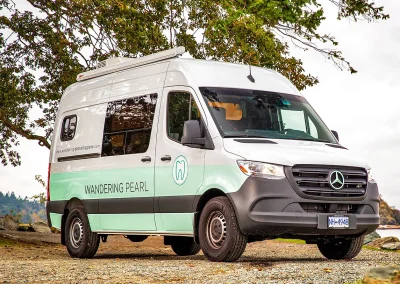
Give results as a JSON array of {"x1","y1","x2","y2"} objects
[
  {"x1": 363, "y1": 245, "x2": 398, "y2": 253},
  {"x1": 0, "y1": 237, "x2": 18, "y2": 247},
  {"x1": 274, "y1": 238, "x2": 306, "y2": 244}
]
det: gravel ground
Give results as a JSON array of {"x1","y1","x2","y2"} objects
[{"x1": 0, "y1": 234, "x2": 399, "y2": 284}]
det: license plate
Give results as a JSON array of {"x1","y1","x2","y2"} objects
[{"x1": 328, "y1": 216, "x2": 349, "y2": 228}]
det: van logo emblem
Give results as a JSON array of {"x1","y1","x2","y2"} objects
[
  {"x1": 173, "y1": 155, "x2": 188, "y2": 185},
  {"x1": 329, "y1": 170, "x2": 345, "y2": 190}
]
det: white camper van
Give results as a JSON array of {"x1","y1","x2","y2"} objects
[{"x1": 47, "y1": 47, "x2": 379, "y2": 262}]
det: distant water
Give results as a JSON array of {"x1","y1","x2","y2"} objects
[{"x1": 376, "y1": 229, "x2": 400, "y2": 239}]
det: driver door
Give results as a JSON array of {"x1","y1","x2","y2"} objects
[{"x1": 154, "y1": 87, "x2": 206, "y2": 233}]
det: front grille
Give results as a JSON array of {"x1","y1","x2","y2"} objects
[
  {"x1": 291, "y1": 165, "x2": 367, "y2": 198},
  {"x1": 300, "y1": 203, "x2": 359, "y2": 213}
]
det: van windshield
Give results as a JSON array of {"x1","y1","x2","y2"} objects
[{"x1": 199, "y1": 87, "x2": 337, "y2": 144}]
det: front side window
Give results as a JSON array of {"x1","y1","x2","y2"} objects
[
  {"x1": 102, "y1": 93, "x2": 157, "y2": 156},
  {"x1": 199, "y1": 87, "x2": 337, "y2": 144},
  {"x1": 61, "y1": 115, "x2": 77, "y2": 141},
  {"x1": 167, "y1": 92, "x2": 201, "y2": 142}
]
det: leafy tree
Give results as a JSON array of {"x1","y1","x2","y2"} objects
[{"x1": 0, "y1": 0, "x2": 389, "y2": 165}]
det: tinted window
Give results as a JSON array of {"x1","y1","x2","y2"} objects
[
  {"x1": 102, "y1": 94, "x2": 157, "y2": 156},
  {"x1": 61, "y1": 115, "x2": 77, "y2": 141},
  {"x1": 167, "y1": 92, "x2": 201, "y2": 142}
]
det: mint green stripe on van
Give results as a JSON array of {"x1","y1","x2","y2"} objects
[
  {"x1": 50, "y1": 166, "x2": 154, "y2": 200},
  {"x1": 200, "y1": 165, "x2": 247, "y2": 194},
  {"x1": 156, "y1": 164, "x2": 246, "y2": 196},
  {"x1": 88, "y1": 214, "x2": 101, "y2": 231},
  {"x1": 50, "y1": 170, "x2": 100, "y2": 200},
  {"x1": 49, "y1": 213, "x2": 62, "y2": 229},
  {"x1": 92, "y1": 214, "x2": 156, "y2": 231},
  {"x1": 156, "y1": 213, "x2": 194, "y2": 232}
]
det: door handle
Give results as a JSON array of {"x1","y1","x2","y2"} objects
[
  {"x1": 161, "y1": 155, "x2": 171, "y2": 162},
  {"x1": 141, "y1": 156, "x2": 151, "y2": 162}
]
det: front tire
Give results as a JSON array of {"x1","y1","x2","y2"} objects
[
  {"x1": 199, "y1": 196, "x2": 247, "y2": 262},
  {"x1": 170, "y1": 237, "x2": 201, "y2": 256},
  {"x1": 317, "y1": 236, "x2": 364, "y2": 260},
  {"x1": 65, "y1": 206, "x2": 100, "y2": 258}
]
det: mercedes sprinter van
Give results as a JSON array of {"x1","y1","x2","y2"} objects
[{"x1": 47, "y1": 47, "x2": 379, "y2": 262}]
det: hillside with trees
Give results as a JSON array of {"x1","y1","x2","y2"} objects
[
  {"x1": 380, "y1": 197, "x2": 400, "y2": 225},
  {"x1": 0, "y1": 192, "x2": 46, "y2": 223}
]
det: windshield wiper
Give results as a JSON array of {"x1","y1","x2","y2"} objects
[
  {"x1": 291, "y1": 137, "x2": 332, "y2": 143},
  {"x1": 223, "y1": 135, "x2": 269, "y2": 139}
]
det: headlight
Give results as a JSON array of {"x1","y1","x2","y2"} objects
[
  {"x1": 367, "y1": 169, "x2": 376, "y2": 183},
  {"x1": 237, "y1": 161, "x2": 285, "y2": 179}
]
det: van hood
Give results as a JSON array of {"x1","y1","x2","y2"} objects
[{"x1": 223, "y1": 138, "x2": 369, "y2": 169}]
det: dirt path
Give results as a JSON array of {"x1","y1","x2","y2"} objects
[{"x1": 1, "y1": 234, "x2": 399, "y2": 283}]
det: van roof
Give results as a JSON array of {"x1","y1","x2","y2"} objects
[
  {"x1": 61, "y1": 48, "x2": 300, "y2": 114},
  {"x1": 167, "y1": 58, "x2": 300, "y2": 96}
]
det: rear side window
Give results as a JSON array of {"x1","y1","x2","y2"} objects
[
  {"x1": 61, "y1": 115, "x2": 77, "y2": 141},
  {"x1": 102, "y1": 93, "x2": 157, "y2": 156}
]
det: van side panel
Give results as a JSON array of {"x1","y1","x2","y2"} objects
[
  {"x1": 49, "y1": 62, "x2": 169, "y2": 233},
  {"x1": 49, "y1": 102, "x2": 106, "y2": 231},
  {"x1": 94, "y1": 68, "x2": 165, "y2": 231}
]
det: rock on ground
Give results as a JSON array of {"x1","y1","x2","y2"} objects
[
  {"x1": 381, "y1": 242, "x2": 400, "y2": 250},
  {"x1": 367, "y1": 236, "x2": 400, "y2": 249},
  {"x1": 31, "y1": 221, "x2": 51, "y2": 233},
  {"x1": 364, "y1": 231, "x2": 381, "y2": 244},
  {"x1": 363, "y1": 266, "x2": 400, "y2": 283},
  {"x1": 0, "y1": 215, "x2": 19, "y2": 231}
]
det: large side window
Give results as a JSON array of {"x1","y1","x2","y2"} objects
[
  {"x1": 167, "y1": 92, "x2": 201, "y2": 142},
  {"x1": 61, "y1": 115, "x2": 77, "y2": 141},
  {"x1": 102, "y1": 93, "x2": 157, "y2": 156}
]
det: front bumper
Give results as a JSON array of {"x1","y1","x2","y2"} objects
[{"x1": 227, "y1": 177, "x2": 380, "y2": 238}]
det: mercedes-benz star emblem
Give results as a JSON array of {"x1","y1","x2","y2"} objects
[{"x1": 329, "y1": 170, "x2": 345, "y2": 190}]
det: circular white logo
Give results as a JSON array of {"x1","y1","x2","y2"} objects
[
  {"x1": 329, "y1": 170, "x2": 345, "y2": 190},
  {"x1": 173, "y1": 155, "x2": 188, "y2": 185}
]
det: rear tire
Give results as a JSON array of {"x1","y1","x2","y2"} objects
[
  {"x1": 199, "y1": 196, "x2": 247, "y2": 262},
  {"x1": 170, "y1": 237, "x2": 201, "y2": 256},
  {"x1": 65, "y1": 206, "x2": 100, "y2": 258},
  {"x1": 317, "y1": 236, "x2": 364, "y2": 260}
]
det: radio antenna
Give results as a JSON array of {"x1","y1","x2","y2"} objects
[{"x1": 247, "y1": 65, "x2": 255, "y2": 83}]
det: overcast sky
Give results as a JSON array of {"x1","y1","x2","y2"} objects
[{"x1": 0, "y1": 1, "x2": 399, "y2": 207}]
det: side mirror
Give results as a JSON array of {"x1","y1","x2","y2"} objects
[
  {"x1": 181, "y1": 120, "x2": 206, "y2": 146},
  {"x1": 331, "y1": 130, "x2": 339, "y2": 142}
]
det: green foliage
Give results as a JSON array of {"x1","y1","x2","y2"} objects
[
  {"x1": 31, "y1": 192, "x2": 46, "y2": 205},
  {"x1": 0, "y1": 191, "x2": 46, "y2": 223},
  {"x1": 0, "y1": 0, "x2": 389, "y2": 165},
  {"x1": 0, "y1": 237, "x2": 17, "y2": 247}
]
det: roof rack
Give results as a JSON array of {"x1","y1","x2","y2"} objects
[{"x1": 76, "y1": 46, "x2": 185, "y2": 82}]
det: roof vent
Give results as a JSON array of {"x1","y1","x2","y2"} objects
[{"x1": 95, "y1": 57, "x2": 135, "y2": 69}]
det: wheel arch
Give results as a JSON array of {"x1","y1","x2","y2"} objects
[
  {"x1": 193, "y1": 188, "x2": 239, "y2": 243},
  {"x1": 61, "y1": 198, "x2": 85, "y2": 245}
]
